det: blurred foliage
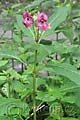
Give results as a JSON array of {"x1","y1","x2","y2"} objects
[{"x1": 0, "y1": 0, "x2": 80, "y2": 120}]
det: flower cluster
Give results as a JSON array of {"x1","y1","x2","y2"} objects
[{"x1": 22, "y1": 12, "x2": 49, "y2": 31}]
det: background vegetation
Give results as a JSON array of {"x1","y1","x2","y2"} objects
[{"x1": 0, "y1": 0, "x2": 80, "y2": 120}]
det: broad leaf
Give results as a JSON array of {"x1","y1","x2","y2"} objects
[
  {"x1": 61, "y1": 96, "x2": 75, "y2": 104},
  {"x1": 26, "y1": 0, "x2": 44, "y2": 10},
  {"x1": 74, "y1": 88, "x2": 80, "y2": 107},
  {"x1": 36, "y1": 88, "x2": 63, "y2": 102},
  {"x1": 0, "y1": 116, "x2": 14, "y2": 120},
  {"x1": 43, "y1": 5, "x2": 71, "y2": 37},
  {"x1": 62, "y1": 118, "x2": 79, "y2": 120},
  {"x1": 11, "y1": 80, "x2": 25, "y2": 93},
  {"x1": 0, "y1": 60, "x2": 8, "y2": 67},
  {"x1": 0, "y1": 76, "x2": 6, "y2": 85},
  {"x1": 63, "y1": 26, "x2": 74, "y2": 42},
  {"x1": 0, "y1": 97, "x2": 29, "y2": 116},
  {"x1": 47, "y1": 63, "x2": 80, "y2": 86},
  {"x1": 0, "y1": 47, "x2": 25, "y2": 65}
]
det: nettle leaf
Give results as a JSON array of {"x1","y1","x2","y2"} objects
[
  {"x1": 11, "y1": 80, "x2": 26, "y2": 93},
  {"x1": 37, "y1": 44, "x2": 51, "y2": 62},
  {"x1": 7, "y1": 68, "x2": 21, "y2": 79},
  {"x1": 74, "y1": 88, "x2": 80, "y2": 107},
  {"x1": 43, "y1": 5, "x2": 71, "y2": 37},
  {"x1": 0, "y1": 47, "x2": 24, "y2": 65},
  {"x1": 26, "y1": 0, "x2": 44, "y2": 10},
  {"x1": 63, "y1": 26, "x2": 74, "y2": 42},
  {"x1": 36, "y1": 78, "x2": 46, "y2": 88},
  {"x1": 0, "y1": 76, "x2": 6, "y2": 85},
  {"x1": 13, "y1": 33, "x2": 22, "y2": 44},
  {"x1": 61, "y1": 96, "x2": 75, "y2": 104},
  {"x1": 62, "y1": 118, "x2": 79, "y2": 120},
  {"x1": 0, "y1": 116, "x2": 14, "y2": 120},
  {"x1": 36, "y1": 91, "x2": 54, "y2": 102},
  {"x1": 41, "y1": 0, "x2": 54, "y2": 10},
  {"x1": 36, "y1": 88, "x2": 63, "y2": 102},
  {"x1": 47, "y1": 63, "x2": 80, "y2": 86},
  {"x1": 11, "y1": 3, "x2": 21, "y2": 9},
  {"x1": 0, "y1": 97, "x2": 29, "y2": 116},
  {"x1": 29, "y1": 43, "x2": 52, "y2": 62},
  {"x1": 52, "y1": 41, "x2": 68, "y2": 54},
  {"x1": 0, "y1": 60, "x2": 8, "y2": 67},
  {"x1": 16, "y1": 15, "x2": 34, "y2": 38}
]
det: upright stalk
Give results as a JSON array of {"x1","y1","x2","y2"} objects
[
  {"x1": 11, "y1": 30, "x2": 15, "y2": 72},
  {"x1": 32, "y1": 29, "x2": 39, "y2": 120},
  {"x1": 33, "y1": 49, "x2": 37, "y2": 120},
  {"x1": 20, "y1": 30, "x2": 24, "y2": 72},
  {"x1": 55, "y1": 33, "x2": 59, "y2": 60},
  {"x1": 7, "y1": 78, "x2": 11, "y2": 98}
]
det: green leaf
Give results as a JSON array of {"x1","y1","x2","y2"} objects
[
  {"x1": 26, "y1": 0, "x2": 44, "y2": 10},
  {"x1": 0, "y1": 116, "x2": 14, "y2": 120},
  {"x1": 36, "y1": 78, "x2": 46, "y2": 88},
  {"x1": 43, "y1": 5, "x2": 71, "y2": 36},
  {"x1": 0, "y1": 97, "x2": 29, "y2": 116},
  {"x1": 36, "y1": 88, "x2": 63, "y2": 102},
  {"x1": 62, "y1": 118, "x2": 79, "y2": 120},
  {"x1": 41, "y1": 0, "x2": 54, "y2": 10},
  {"x1": 51, "y1": 41, "x2": 68, "y2": 54},
  {"x1": 63, "y1": 27, "x2": 74, "y2": 41},
  {"x1": 0, "y1": 52, "x2": 23, "y2": 64},
  {"x1": 74, "y1": 88, "x2": 80, "y2": 107},
  {"x1": 0, "y1": 76, "x2": 6, "y2": 85},
  {"x1": 11, "y1": 3, "x2": 21, "y2": 9},
  {"x1": 11, "y1": 80, "x2": 25, "y2": 93},
  {"x1": 0, "y1": 60, "x2": 8, "y2": 67},
  {"x1": 47, "y1": 63, "x2": 80, "y2": 86},
  {"x1": 61, "y1": 96, "x2": 75, "y2": 104},
  {"x1": 13, "y1": 33, "x2": 22, "y2": 44},
  {"x1": 37, "y1": 44, "x2": 52, "y2": 62},
  {"x1": 0, "y1": 47, "x2": 25, "y2": 65},
  {"x1": 36, "y1": 91, "x2": 53, "y2": 102},
  {"x1": 7, "y1": 68, "x2": 21, "y2": 79}
]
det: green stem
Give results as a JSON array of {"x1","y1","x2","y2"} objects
[
  {"x1": 32, "y1": 27, "x2": 39, "y2": 120},
  {"x1": 8, "y1": 81, "x2": 11, "y2": 98},
  {"x1": 20, "y1": 30, "x2": 24, "y2": 72},
  {"x1": 33, "y1": 49, "x2": 38, "y2": 120}
]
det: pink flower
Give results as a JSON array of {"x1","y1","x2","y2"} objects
[
  {"x1": 22, "y1": 12, "x2": 32, "y2": 19},
  {"x1": 23, "y1": 17, "x2": 33, "y2": 27},
  {"x1": 38, "y1": 12, "x2": 48, "y2": 22},
  {"x1": 37, "y1": 12, "x2": 49, "y2": 31},
  {"x1": 38, "y1": 21, "x2": 49, "y2": 31},
  {"x1": 22, "y1": 12, "x2": 33, "y2": 27}
]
